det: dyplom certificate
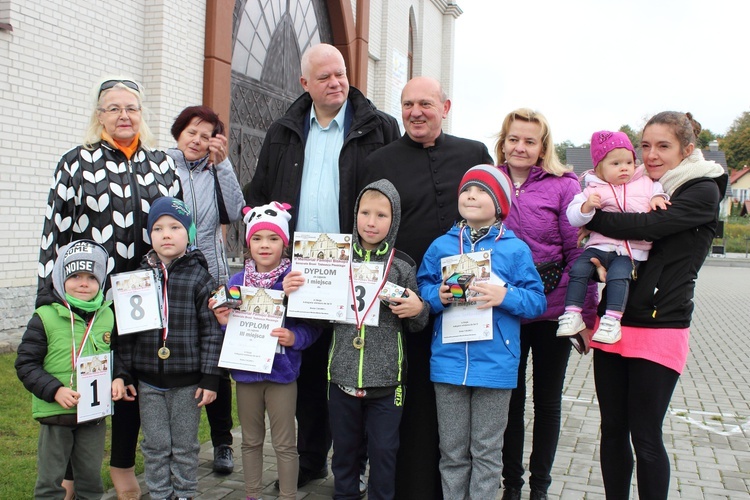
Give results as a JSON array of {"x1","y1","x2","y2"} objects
[
  {"x1": 286, "y1": 232, "x2": 352, "y2": 321},
  {"x1": 440, "y1": 251, "x2": 496, "y2": 343},
  {"x1": 219, "y1": 287, "x2": 285, "y2": 374}
]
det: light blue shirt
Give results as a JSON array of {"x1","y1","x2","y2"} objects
[{"x1": 296, "y1": 101, "x2": 348, "y2": 233}]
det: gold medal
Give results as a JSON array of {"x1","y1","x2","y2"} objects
[
  {"x1": 352, "y1": 336, "x2": 364, "y2": 350},
  {"x1": 158, "y1": 346, "x2": 171, "y2": 359}
]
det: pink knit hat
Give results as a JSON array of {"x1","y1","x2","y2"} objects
[
  {"x1": 243, "y1": 202, "x2": 292, "y2": 246},
  {"x1": 590, "y1": 130, "x2": 636, "y2": 167}
]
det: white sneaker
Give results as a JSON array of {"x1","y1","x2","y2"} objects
[
  {"x1": 592, "y1": 315, "x2": 622, "y2": 344},
  {"x1": 557, "y1": 311, "x2": 586, "y2": 337}
]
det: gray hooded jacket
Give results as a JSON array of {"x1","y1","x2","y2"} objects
[{"x1": 328, "y1": 179, "x2": 429, "y2": 389}]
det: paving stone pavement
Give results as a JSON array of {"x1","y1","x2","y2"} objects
[{"x1": 5, "y1": 259, "x2": 749, "y2": 499}]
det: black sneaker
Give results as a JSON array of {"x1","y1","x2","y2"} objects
[
  {"x1": 212, "y1": 444, "x2": 234, "y2": 474},
  {"x1": 530, "y1": 489, "x2": 549, "y2": 500},
  {"x1": 501, "y1": 487, "x2": 522, "y2": 500}
]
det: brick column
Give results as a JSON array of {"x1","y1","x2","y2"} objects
[{"x1": 204, "y1": 0, "x2": 234, "y2": 125}]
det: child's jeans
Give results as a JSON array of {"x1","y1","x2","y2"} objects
[{"x1": 567, "y1": 247, "x2": 642, "y2": 313}]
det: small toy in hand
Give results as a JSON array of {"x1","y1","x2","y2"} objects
[
  {"x1": 445, "y1": 273, "x2": 475, "y2": 302},
  {"x1": 379, "y1": 281, "x2": 409, "y2": 306},
  {"x1": 211, "y1": 284, "x2": 242, "y2": 309}
]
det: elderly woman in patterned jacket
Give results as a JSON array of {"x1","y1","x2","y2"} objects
[
  {"x1": 167, "y1": 105, "x2": 244, "y2": 475},
  {"x1": 36, "y1": 77, "x2": 181, "y2": 500}
]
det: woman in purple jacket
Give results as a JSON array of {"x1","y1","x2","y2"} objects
[{"x1": 495, "y1": 108, "x2": 598, "y2": 500}]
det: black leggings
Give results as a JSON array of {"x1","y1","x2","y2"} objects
[
  {"x1": 593, "y1": 349, "x2": 679, "y2": 499},
  {"x1": 502, "y1": 320, "x2": 571, "y2": 493},
  {"x1": 205, "y1": 373, "x2": 234, "y2": 447}
]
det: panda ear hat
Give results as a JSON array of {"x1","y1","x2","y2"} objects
[{"x1": 243, "y1": 202, "x2": 293, "y2": 246}]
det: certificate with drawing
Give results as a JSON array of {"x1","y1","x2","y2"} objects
[
  {"x1": 110, "y1": 270, "x2": 162, "y2": 334},
  {"x1": 219, "y1": 287, "x2": 285, "y2": 374},
  {"x1": 440, "y1": 251, "x2": 497, "y2": 343},
  {"x1": 286, "y1": 232, "x2": 352, "y2": 321}
]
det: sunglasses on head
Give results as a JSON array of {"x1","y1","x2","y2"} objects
[{"x1": 98, "y1": 79, "x2": 140, "y2": 98}]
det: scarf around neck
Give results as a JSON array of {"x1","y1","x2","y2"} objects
[
  {"x1": 101, "y1": 131, "x2": 140, "y2": 159},
  {"x1": 65, "y1": 290, "x2": 104, "y2": 312},
  {"x1": 459, "y1": 219, "x2": 502, "y2": 243},
  {"x1": 243, "y1": 258, "x2": 291, "y2": 289},
  {"x1": 658, "y1": 149, "x2": 725, "y2": 196}
]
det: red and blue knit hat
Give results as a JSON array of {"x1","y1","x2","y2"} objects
[{"x1": 458, "y1": 165, "x2": 513, "y2": 220}]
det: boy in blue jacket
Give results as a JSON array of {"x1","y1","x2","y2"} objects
[{"x1": 417, "y1": 165, "x2": 546, "y2": 499}]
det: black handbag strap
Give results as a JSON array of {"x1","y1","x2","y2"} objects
[{"x1": 213, "y1": 169, "x2": 231, "y2": 225}]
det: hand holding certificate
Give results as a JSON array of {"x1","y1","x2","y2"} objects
[
  {"x1": 219, "y1": 287, "x2": 286, "y2": 374},
  {"x1": 76, "y1": 353, "x2": 113, "y2": 422},
  {"x1": 286, "y1": 232, "x2": 352, "y2": 321},
  {"x1": 440, "y1": 251, "x2": 504, "y2": 343}
]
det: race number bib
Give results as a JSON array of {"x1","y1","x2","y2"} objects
[
  {"x1": 76, "y1": 353, "x2": 113, "y2": 423},
  {"x1": 343, "y1": 261, "x2": 383, "y2": 327},
  {"x1": 110, "y1": 270, "x2": 162, "y2": 334}
]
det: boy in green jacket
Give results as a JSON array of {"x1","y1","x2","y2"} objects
[{"x1": 16, "y1": 240, "x2": 120, "y2": 500}]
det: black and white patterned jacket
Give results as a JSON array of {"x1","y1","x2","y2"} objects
[{"x1": 37, "y1": 141, "x2": 182, "y2": 301}]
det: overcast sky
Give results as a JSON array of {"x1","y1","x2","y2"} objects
[{"x1": 450, "y1": 0, "x2": 749, "y2": 160}]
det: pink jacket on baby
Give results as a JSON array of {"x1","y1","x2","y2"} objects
[{"x1": 567, "y1": 166, "x2": 666, "y2": 256}]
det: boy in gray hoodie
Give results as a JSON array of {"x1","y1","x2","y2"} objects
[{"x1": 328, "y1": 179, "x2": 429, "y2": 499}]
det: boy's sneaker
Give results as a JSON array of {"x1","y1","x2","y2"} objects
[
  {"x1": 592, "y1": 315, "x2": 622, "y2": 344},
  {"x1": 556, "y1": 311, "x2": 586, "y2": 337}
]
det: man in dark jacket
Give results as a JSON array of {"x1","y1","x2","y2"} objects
[
  {"x1": 244, "y1": 43, "x2": 400, "y2": 489},
  {"x1": 245, "y1": 43, "x2": 401, "y2": 234},
  {"x1": 358, "y1": 76, "x2": 493, "y2": 500}
]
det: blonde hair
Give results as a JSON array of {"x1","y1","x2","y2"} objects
[
  {"x1": 82, "y1": 76, "x2": 156, "y2": 150},
  {"x1": 494, "y1": 108, "x2": 570, "y2": 176},
  {"x1": 359, "y1": 188, "x2": 390, "y2": 205}
]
